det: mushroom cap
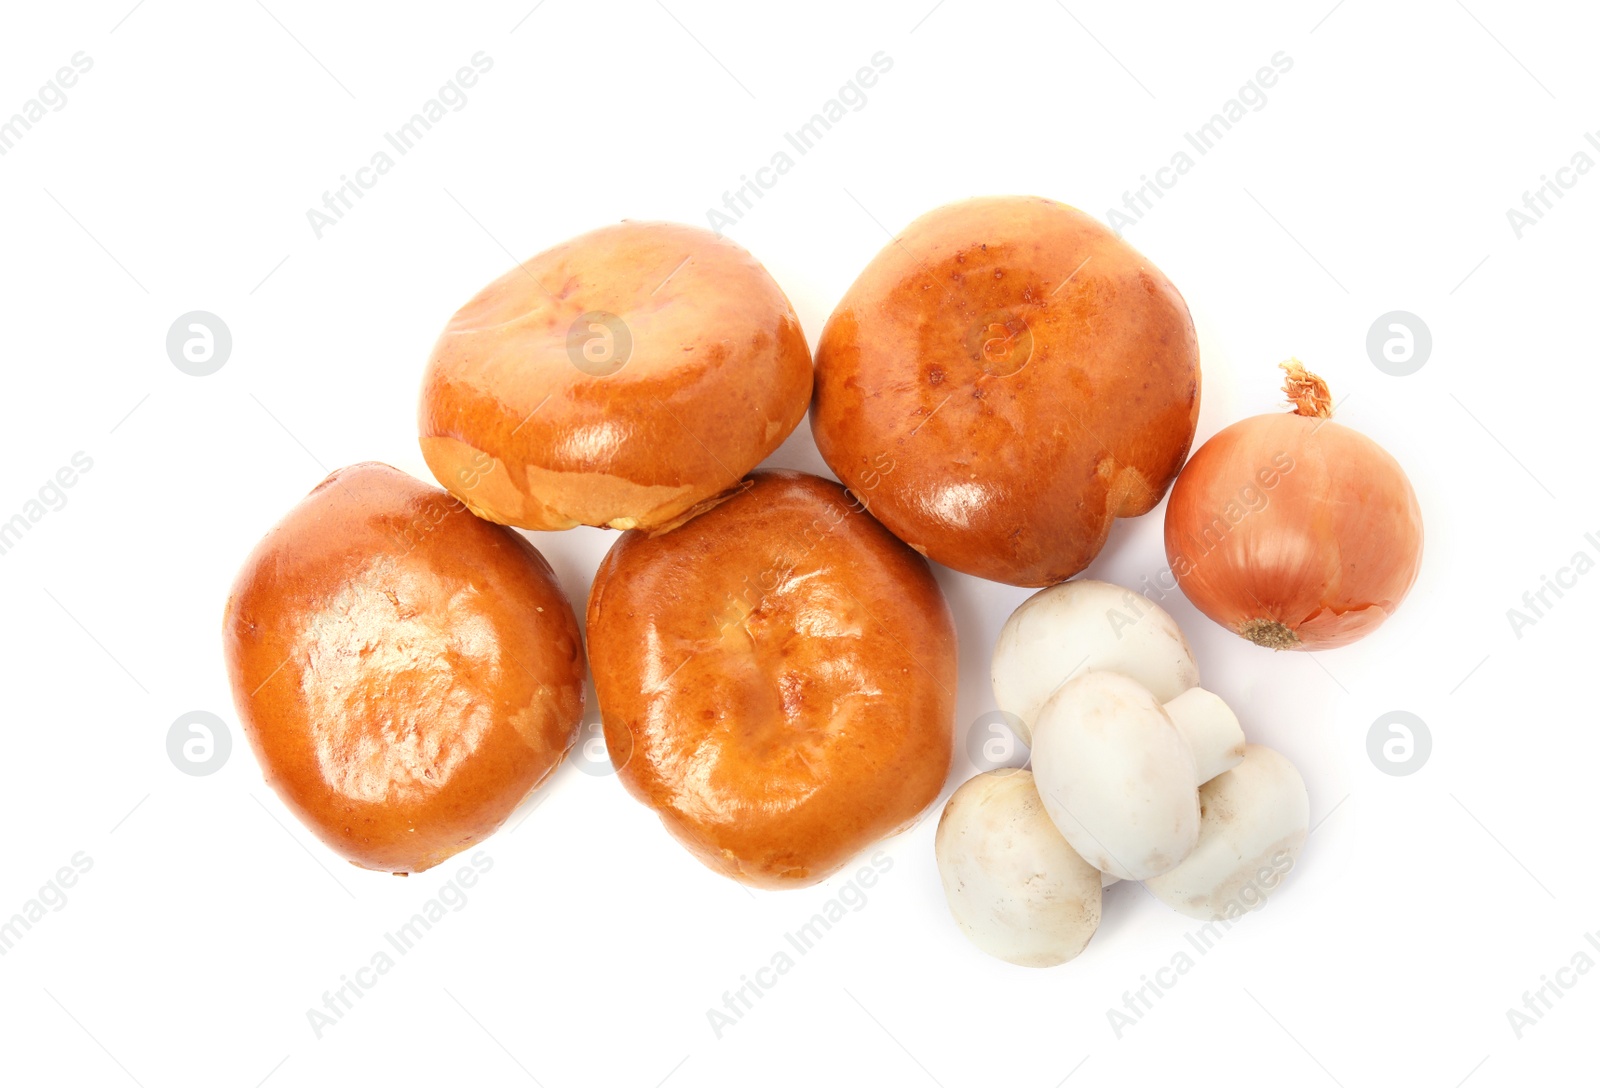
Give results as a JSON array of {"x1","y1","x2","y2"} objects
[
  {"x1": 991, "y1": 579, "x2": 1199, "y2": 745},
  {"x1": 1143, "y1": 744, "x2": 1310, "y2": 920},
  {"x1": 1030, "y1": 670, "x2": 1200, "y2": 881},
  {"x1": 935, "y1": 769, "x2": 1102, "y2": 967}
]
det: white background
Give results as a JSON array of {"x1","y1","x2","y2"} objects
[{"x1": 1, "y1": 1, "x2": 1595, "y2": 1085}]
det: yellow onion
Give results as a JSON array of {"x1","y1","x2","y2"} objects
[{"x1": 1163, "y1": 362, "x2": 1422, "y2": 650}]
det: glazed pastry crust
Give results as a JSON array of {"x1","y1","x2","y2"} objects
[
  {"x1": 586, "y1": 471, "x2": 957, "y2": 888},
  {"x1": 420, "y1": 221, "x2": 813, "y2": 533},
  {"x1": 812, "y1": 195, "x2": 1199, "y2": 586},
  {"x1": 223, "y1": 462, "x2": 585, "y2": 873}
]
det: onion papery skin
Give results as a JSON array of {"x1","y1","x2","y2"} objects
[{"x1": 1163, "y1": 412, "x2": 1422, "y2": 650}]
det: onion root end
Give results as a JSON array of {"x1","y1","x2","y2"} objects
[{"x1": 1239, "y1": 618, "x2": 1301, "y2": 651}]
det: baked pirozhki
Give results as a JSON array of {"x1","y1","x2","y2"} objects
[
  {"x1": 585, "y1": 470, "x2": 957, "y2": 888},
  {"x1": 419, "y1": 221, "x2": 812, "y2": 533},
  {"x1": 222, "y1": 462, "x2": 585, "y2": 874},
  {"x1": 812, "y1": 195, "x2": 1200, "y2": 587}
]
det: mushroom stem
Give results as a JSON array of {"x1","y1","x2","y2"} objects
[{"x1": 1163, "y1": 687, "x2": 1246, "y2": 785}]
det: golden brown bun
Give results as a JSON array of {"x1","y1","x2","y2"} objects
[
  {"x1": 222, "y1": 462, "x2": 585, "y2": 874},
  {"x1": 419, "y1": 221, "x2": 813, "y2": 533},
  {"x1": 586, "y1": 470, "x2": 957, "y2": 888},
  {"x1": 812, "y1": 195, "x2": 1200, "y2": 587}
]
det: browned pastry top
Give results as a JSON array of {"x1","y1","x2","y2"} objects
[
  {"x1": 813, "y1": 195, "x2": 1199, "y2": 586},
  {"x1": 586, "y1": 470, "x2": 957, "y2": 888},
  {"x1": 420, "y1": 221, "x2": 813, "y2": 533},
  {"x1": 223, "y1": 462, "x2": 584, "y2": 873}
]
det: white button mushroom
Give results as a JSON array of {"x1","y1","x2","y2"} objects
[
  {"x1": 991, "y1": 580, "x2": 1200, "y2": 745},
  {"x1": 1143, "y1": 744, "x2": 1310, "y2": 920},
  {"x1": 935, "y1": 768, "x2": 1102, "y2": 967},
  {"x1": 1029, "y1": 670, "x2": 1246, "y2": 881}
]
